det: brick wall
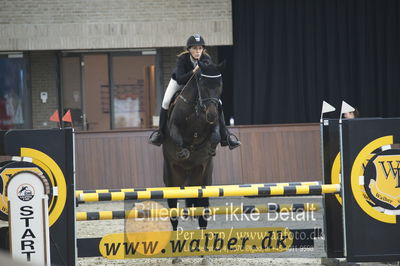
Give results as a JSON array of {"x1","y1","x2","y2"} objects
[
  {"x1": 0, "y1": 0, "x2": 232, "y2": 50},
  {"x1": 30, "y1": 52, "x2": 59, "y2": 129}
]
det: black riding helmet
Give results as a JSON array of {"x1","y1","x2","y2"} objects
[{"x1": 186, "y1": 34, "x2": 206, "y2": 49}]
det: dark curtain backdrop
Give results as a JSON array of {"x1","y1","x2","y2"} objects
[{"x1": 231, "y1": 0, "x2": 400, "y2": 124}]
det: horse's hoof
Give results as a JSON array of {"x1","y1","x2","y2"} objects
[
  {"x1": 201, "y1": 257, "x2": 210, "y2": 265},
  {"x1": 172, "y1": 258, "x2": 183, "y2": 264},
  {"x1": 177, "y1": 148, "x2": 190, "y2": 160}
]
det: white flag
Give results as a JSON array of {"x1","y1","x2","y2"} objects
[
  {"x1": 341, "y1": 101, "x2": 355, "y2": 115},
  {"x1": 321, "y1": 101, "x2": 336, "y2": 114}
]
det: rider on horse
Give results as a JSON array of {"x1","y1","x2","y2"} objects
[{"x1": 149, "y1": 34, "x2": 241, "y2": 150}]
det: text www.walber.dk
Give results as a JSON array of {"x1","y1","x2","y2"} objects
[{"x1": 99, "y1": 227, "x2": 296, "y2": 259}]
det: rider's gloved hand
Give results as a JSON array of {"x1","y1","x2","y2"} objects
[
  {"x1": 197, "y1": 60, "x2": 207, "y2": 70},
  {"x1": 193, "y1": 64, "x2": 200, "y2": 73}
]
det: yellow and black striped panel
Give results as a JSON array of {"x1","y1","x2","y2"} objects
[
  {"x1": 75, "y1": 181, "x2": 321, "y2": 198},
  {"x1": 78, "y1": 184, "x2": 340, "y2": 202},
  {"x1": 76, "y1": 203, "x2": 321, "y2": 221}
]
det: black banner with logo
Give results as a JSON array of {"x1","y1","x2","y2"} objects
[
  {"x1": 341, "y1": 118, "x2": 400, "y2": 262},
  {"x1": 321, "y1": 119, "x2": 344, "y2": 258},
  {"x1": 4, "y1": 128, "x2": 75, "y2": 266}
]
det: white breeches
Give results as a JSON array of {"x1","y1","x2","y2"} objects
[{"x1": 162, "y1": 78, "x2": 182, "y2": 110}]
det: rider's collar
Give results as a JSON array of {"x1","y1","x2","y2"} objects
[{"x1": 190, "y1": 55, "x2": 199, "y2": 66}]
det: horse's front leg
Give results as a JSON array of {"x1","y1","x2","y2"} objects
[
  {"x1": 208, "y1": 125, "x2": 220, "y2": 156},
  {"x1": 169, "y1": 122, "x2": 190, "y2": 160},
  {"x1": 168, "y1": 199, "x2": 182, "y2": 264},
  {"x1": 167, "y1": 199, "x2": 179, "y2": 231}
]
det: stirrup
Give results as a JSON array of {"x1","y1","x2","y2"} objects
[
  {"x1": 149, "y1": 130, "x2": 163, "y2": 146},
  {"x1": 227, "y1": 133, "x2": 241, "y2": 150}
]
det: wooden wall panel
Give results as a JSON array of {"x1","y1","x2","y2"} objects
[
  {"x1": 75, "y1": 130, "x2": 164, "y2": 189},
  {"x1": 239, "y1": 125, "x2": 321, "y2": 184},
  {"x1": 75, "y1": 124, "x2": 322, "y2": 190},
  {"x1": 212, "y1": 127, "x2": 243, "y2": 185}
]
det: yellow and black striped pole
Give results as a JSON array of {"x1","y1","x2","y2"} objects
[
  {"x1": 76, "y1": 203, "x2": 321, "y2": 221},
  {"x1": 75, "y1": 181, "x2": 321, "y2": 198},
  {"x1": 78, "y1": 184, "x2": 340, "y2": 202}
]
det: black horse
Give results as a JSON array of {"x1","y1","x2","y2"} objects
[{"x1": 162, "y1": 62, "x2": 224, "y2": 231}]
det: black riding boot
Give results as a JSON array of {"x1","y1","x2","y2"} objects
[
  {"x1": 219, "y1": 108, "x2": 241, "y2": 150},
  {"x1": 149, "y1": 108, "x2": 168, "y2": 146}
]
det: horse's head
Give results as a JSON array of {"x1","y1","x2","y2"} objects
[{"x1": 196, "y1": 61, "x2": 224, "y2": 124}]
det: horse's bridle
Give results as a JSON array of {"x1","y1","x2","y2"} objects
[
  {"x1": 194, "y1": 73, "x2": 222, "y2": 111},
  {"x1": 177, "y1": 72, "x2": 222, "y2": 120},
  {"x1": 177, "y1": 72, "x2": 222, "y2": 148}
]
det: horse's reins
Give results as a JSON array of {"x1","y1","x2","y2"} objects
[{"x1": 176, "y1": 72, "x2": 197, "y2": 105}]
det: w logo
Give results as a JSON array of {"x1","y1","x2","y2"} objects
[
  {"x1": 369, "y1": 155, "x2": 400, "y2": 208},
  {"x1": 377, "y1": 160, "x2": 400, "y2": 188}
]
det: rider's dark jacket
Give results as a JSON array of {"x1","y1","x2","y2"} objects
[{"x1": 172, "y1": 52, "x2": 212, "y2": 85}]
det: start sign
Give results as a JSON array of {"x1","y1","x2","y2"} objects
[{"x1": 7, "y1": 171, "x2": 51, "y2": 265}]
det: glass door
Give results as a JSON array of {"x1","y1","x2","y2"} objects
[
  {"x1": 61, "y1": 56, "x2": 83, "y2": 129},
  {"x1": 61, "y1": 51, "x2": 156, "y2": 131},
  {"x1": 82, "y1": 54, "x2": 110, "y2": 131},
  {"x1": 111, "y1": 54, "x2": 156, "y2": 128},
  {"x1": 61, "y1": 54, "x2": 110, "y2": 131}
]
